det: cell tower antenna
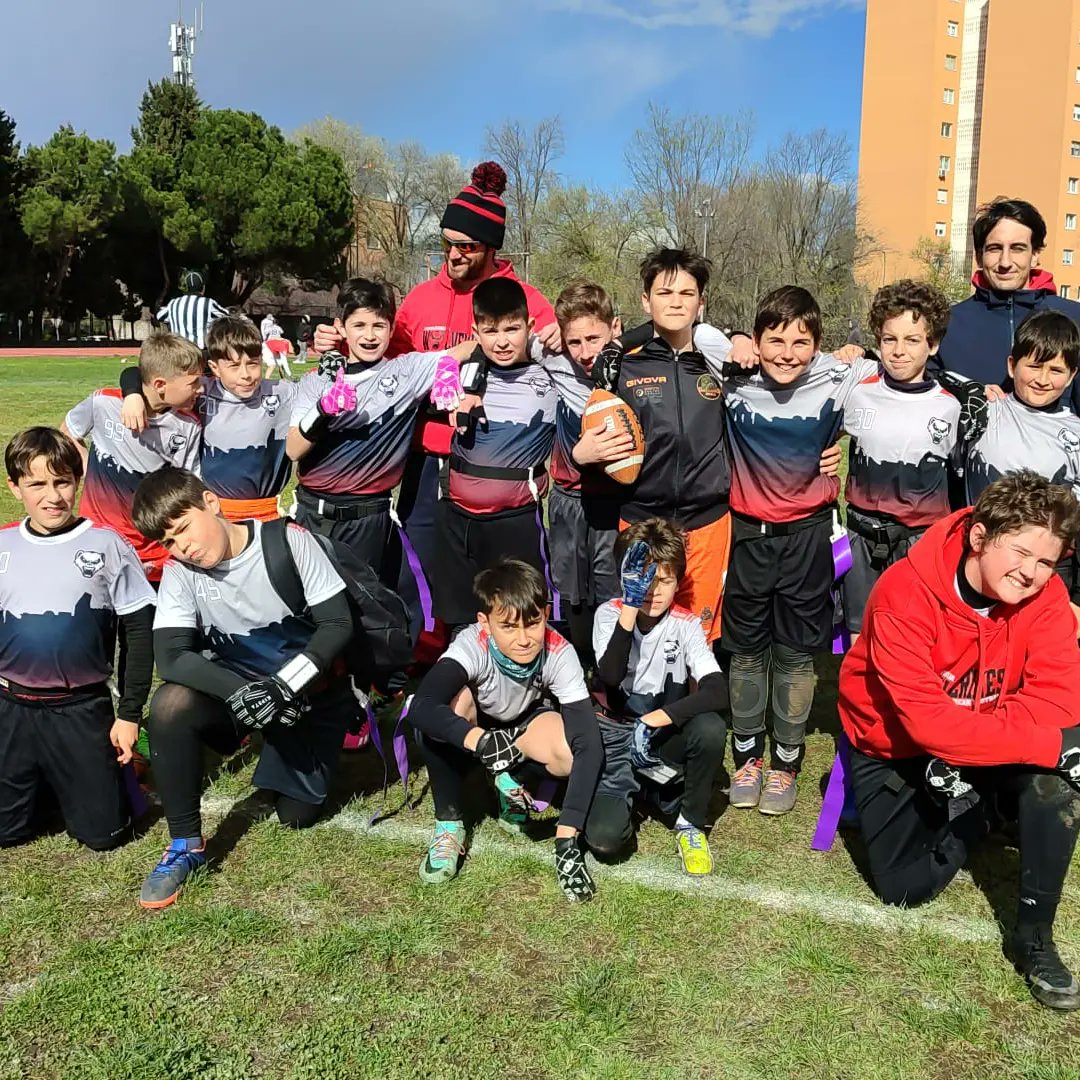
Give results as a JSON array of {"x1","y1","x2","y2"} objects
[{"x1": 169, "y1": 3, "x2": 200, "y2": 89}]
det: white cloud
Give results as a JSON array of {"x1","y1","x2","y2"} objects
[{"x1": 538, "y1": 0, "x2": 864, "y2": 35}]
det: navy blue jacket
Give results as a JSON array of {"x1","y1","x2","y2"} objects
[{"x1": 935, "y1": 271, "x2": 1080, "y2": 414}]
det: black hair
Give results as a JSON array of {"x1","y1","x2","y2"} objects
[
  {"x1": 472, "y1": 278, "x2": 529, "y2": 324},
  {"x1": 972, "y1": 197, "x2": 1047, "y2": 255},
  {"x1": 639, "y1": 248, "x2": 711, "y2": 295},
  {"x1": 1012, "y1": 310, "x2": 1080, "y2": 373},
  {"x1": 338, "y1": 277, "x2": 397, "y2": 323},
  {"x1": 753, "y1": 285, "x2": 823, "y2": 346},
  {"x1": 473, "y1": 558, "x2": 548, "y2": 620},
  {"x1": 132, "y1": 466, "x2": 211, "y2": 541}
]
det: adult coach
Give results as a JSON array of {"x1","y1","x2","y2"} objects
[
  {"x1": 838, "y1": 471, "x2": 1080, "y2": 1011},
  {"x1": 156, "y1": 271, "x2": 228, "y2": 351},
  {"x1": 937, "y1": 197, "x2": 1080, "y2": 413}
]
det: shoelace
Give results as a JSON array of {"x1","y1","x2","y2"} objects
[
  {"x1": 735, "y1": 760, "x2": 763, "y2": 784},
  {"x1": 765, "y1": 771, "x2": 794, "y2": 794},
  {"x1": 151, "y1": 843, "x2": 197, "y2": 875},
  {"x1": 677, "y1": 828, "x2": 705, "y2": 850},
  {"x1": 429, "y1": 828, "x2": 465, "y2": 867}
]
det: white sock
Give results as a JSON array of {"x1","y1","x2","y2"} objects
[{"x1": 675, "y1": 813, "x2": 694, "y2": 832}]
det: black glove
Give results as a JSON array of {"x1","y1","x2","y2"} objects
[
  {"x1": 474, "y1": 725, "x2": 527, "y2": 774},
  {"x1": 226, "y1": 676, "x2": 301, "y2": 730},
  {"x1": 454, "y1": 399, "x2": 489, "y2": 437},
  {"x1": 934, "y1": 370, "x2": 988, "y2": 447},
  {"x1": 925, "y1": 757, "x2": 974, "y2": 800},
  {"x1": 554, "y1": 836, "x2": 596, "y2": 903},
  {"x1": 592, "y1": 342, "x2": 624, "y2": 392},
  {"x1": 1057, "y1": 728, "x2": 1080, "y2": 790}
]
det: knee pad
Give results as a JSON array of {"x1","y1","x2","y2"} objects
[
  {"x1": 728, "y1": 652, "x2": 769, "y2": 735},
  {"x1": 276, "y1": 795, "x2": 323, "y2": 830},
  {"x1": 148, "y1": 682, "x2": 202, "y2": 735},
  {"x1": 770, "y1": 645, "x2": 816, "y2": 747}
]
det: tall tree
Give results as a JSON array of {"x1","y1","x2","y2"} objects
[{"x1": 0, "y1": 110, "x2": 38, "y2": 326}]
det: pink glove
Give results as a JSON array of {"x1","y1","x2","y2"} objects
[
  {"x1": 430, "y1": 355, "x2": 464, "y2": 412},
  {"x1": 319, "y1": 368, "x2": 357, "y2": 416}
]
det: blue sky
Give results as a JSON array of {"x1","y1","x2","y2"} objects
[{"x1": 1, "y1": 0, "x2": 867, "y2": 189}]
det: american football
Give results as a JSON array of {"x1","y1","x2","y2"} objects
[{"x1": 581, "y1": 388, "x2": 646, "y2": 484}]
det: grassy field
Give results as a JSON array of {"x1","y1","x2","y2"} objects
[{"x1": 2, "y1": 356, "x2": 1080, "y2": 1079}]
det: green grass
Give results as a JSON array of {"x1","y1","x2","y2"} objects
[{"x1": 3, "y1": 357, "x2": 1080, "y2": 1079}]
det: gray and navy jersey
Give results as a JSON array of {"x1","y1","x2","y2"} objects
[
  {"x1": 65, "y1": 389, "x2": 202, "y2": 575},
  {"x1": 535, "y1": 347, "x2": 593, "y2": 493},
  {"x1": 291, "y1": 351, "x2": 447, "y2": 497},
  {"x1": 200, "y1": 378, "x2": 298, "y2": 500},
  {"x1": 442, "y1": 623, "x2": 589, "y2": 723},
  {"x1": 724, "y1": 356, "x2": 877, "y2": 523},
  {"x1": 843, "y1": 373, "x2": 960, "y2": 527},
  {"x1": 592, "y1": 600, "x2": 720, "y2": 718},
  {"x1": 965, "y1": 393, "x2": 1080, "y2": 503},
  {"x1": 157, "y1": 295, "x2": 228, "y2": 349},
  {"x1": 155, "y1": 520, "x2": 344, "y2": 681},
  {"x1": 0, "y1": 519, "x2": 155, "y2": 690}
]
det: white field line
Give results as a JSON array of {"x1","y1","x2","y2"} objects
[{"x1": 199, "y1": 795, "x2": 999, "y2": 945}]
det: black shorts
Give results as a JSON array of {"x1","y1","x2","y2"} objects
[
  {"x1": 721, "y1": 513, "x2": 835, "y2": 655},
  {"x1": 0, "y1": 691, "x2": 129, "y2": 849},
  {"x1": 841, "y1": 509, "x2": 925, "y2": 634},
  {"x1": 434, "y1": 501, "x2": 547, "y2": 626},
  {"x1": 294, "y1": 492, "x2": 400, "y2": 588},
  {"x1": 547, "y1": 486, "x2": 621, "y2": 607}
]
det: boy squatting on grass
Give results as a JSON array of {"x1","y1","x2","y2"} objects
[
  {"x1": 585, "y1": 520, "x2": 728, "y2": 876},
  {"x1": 60, "y1": 330, "x2": 203, "y2": 583},
  {"x1": 839, "y1": 472, "x2": 1080, "y2": 1012},
  {"x1": 131, "y1": 466, "x2": 356, "y2": 910},
  {"x1": 0, "y1": 428, "x2": 155, "y2": 851},
  {"x1": 119, "y1": 315, "x2": 301, "y2": 524},
  {"x1": 407, "y1": 559, "x2": 603, "y2": 903}
]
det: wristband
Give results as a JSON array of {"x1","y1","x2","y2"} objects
[{"x1": 275, "y1": 653, "x2": 320, "y2": 694}]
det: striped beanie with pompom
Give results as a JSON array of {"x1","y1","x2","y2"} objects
[{"x1": 440, "y1": 162, "x2": 507, "y2": 249}]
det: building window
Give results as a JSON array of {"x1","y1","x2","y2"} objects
[
  {"x1": 1068, "y1": 214, "x2": 1078, "y2": 231},
  {"x1": 1065, "y1": 250, "x2": 1075, "y2": 266},
  {"x1": 943, "y1": 88, "x2": 955, "y2": 105},
  {"x1": 947, "y1": 20, "x2": 958, "y2": 36},
  {"x1": 945, "y1": 54, "x2": 957, "y2": 71},
  {"x1": 1075, "y1": 105, "x2": 1080, "y2": 122},
  {"x1": 1076, "y1": 67, "x2": 1080, "y2": 82},
  {"x1": 1072, "y1": 141, "x2": 1080, "y2": 158},
  {"x1": 1070, "y1": 178, "x2": 1079, "y2": 194},
  {"x1": 934, "y1": 222, "x2": 947, "y2": 238},
  {"x1": 1062, "y1": 285, "x2": 1072, "y2": 299},
  {"x1": 937, "y1": 188, "x2": 948, "y2": 204},
  {"x1": 938, "y1": 155, "x2": 951, "y2": 176},
  {"x1": 941, "y1": 122, "x2": 953, "y2": 138}
]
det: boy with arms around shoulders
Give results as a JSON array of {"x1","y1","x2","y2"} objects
[
  {"x1": 0, "y1": 428, "x2": 155, "y2": 850},
  {"x1": 131, "y1": 467, "x2": 354, "y2": 909},
  {"x1": 407, "y1": 559, "x2": 602, "y2": 902},
  {"x1": 839, "y1": 473, "x2": 1080, "y2": 1011},
  {"x1": 586, "y1": 520, "x2": 727, "y2": 875}
]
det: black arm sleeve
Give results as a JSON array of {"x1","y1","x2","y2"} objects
[
  {"x1": 119, "y1": 365, "x2": 143, "y2": 397},
  {"x1": 301, "y1": 591, "x2": 353, "y2": 672},
  {"x1": 559, "y1": 698, "x2": 603, "y2": 831},
  {"x1": 662, "y1": 672, "x2": 730, "y2": 728},
  {"x1": 154, "y1": 627, "x2": 249, "y2": 701},
  {"x1": 407, "y1": 659, "x2": 473, "y2": 748},
  {"x1": 115, "y1": 605, "x2": 154, "y2": 722},
  {"x1": 595, "y1": 623, "x2": 633, "y2": 691}
]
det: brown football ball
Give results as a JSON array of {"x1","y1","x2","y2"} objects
[{"x1": 581, "y1": 388, "x2": 646, "y2": 485}]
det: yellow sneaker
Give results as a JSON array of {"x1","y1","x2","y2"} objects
[{"x1": 676, "y1": 826, "x2": 713, "y2": 876}]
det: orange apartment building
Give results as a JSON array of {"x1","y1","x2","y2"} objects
[{"x1": 857, "y1": 0, "x2": 1080, "y2": 299}]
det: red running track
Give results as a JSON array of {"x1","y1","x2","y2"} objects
[{"x1": 0, "y1": 347, "x2": 138, "y2": 358}]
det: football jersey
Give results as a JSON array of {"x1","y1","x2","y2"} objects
[
  {"x1": 291, "y1": 351, "x2": 446, "y2": 496},
  {"x1": 0, "y1": 519, "x2": 155, "y2": 691},
  {"x1": 965, "y1": 393, "x2": 1080, "y2": 503},
  {"x1": 843, "y1": 373, "x2": 960, "y2": 527},
  {"x1": 199, "y1": 378, "x2": 298, "y2": 500},
  {"x1": 592, "y1": 600, "x2": 721, "y2": 718},
  {"x1": 442, "y1": 623, "x2": 589, "y2": 722},
  {"x1": 724, "y1": 356, "x2": 877, "y2": 523},
  {"x1": 156, "y1": 295, "x2": 228, "y2": 349},
  {"x1": 154, "y1": 520, "x2": 344, "y2": 681},
  {"x1": 64, "y1": 389, "x2": 202, "y2": 577},
  {"x1": 536, "y1": 348, "x2": 592, "y2": 492},
  {"x1": 448, "y1": 363, "x2": 557, "y2": 514}
]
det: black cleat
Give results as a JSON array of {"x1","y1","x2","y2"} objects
[{"x1": 1007, "y1": 929, "x2": 1080, "y2": 1011}]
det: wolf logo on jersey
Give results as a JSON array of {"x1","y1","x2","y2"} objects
[
  {"x1": 74, "y1": 550, "x2": 106, "y2": 579},
  {"x1": 168, "y1": 433, "x2": 188, "y2": 454},
  {"x1": 927, "y1": 417, "x2": 952, "y2": 445},
  {"x1": 1058, "y1": 427, "x2": 1080, "y2": 454},
  {"x1": 378, "y1": 375, "x2": 398, "y2": 397},
  {"x1": 663, "y1": 638, "x2": 681, "y2": 665},
  {"x1": 262, "y1": 395, "x2": 281, "y2": 416}
]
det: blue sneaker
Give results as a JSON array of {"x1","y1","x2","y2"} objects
[
  {"x1": 140, "y1": 836, "x2": 206, "y2": 910},
  {"x1": 419, "y1": 821, "x2": 466, "y2": 884}
]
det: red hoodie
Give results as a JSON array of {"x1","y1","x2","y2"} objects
[
  {"x1": 839, "y1": 509, "x2": 1078, "y2": 768},
  {"x1": 970, "y1": 267, "x2": 1058, "y2": 292},
  {"x1": 389, "y1": 259, "x2": 556, "y2": 456}
]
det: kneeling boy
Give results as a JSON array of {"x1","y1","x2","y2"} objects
[
  {"x1": 586, "y1": 520, "x2": 727, "y2": 875},
  {"x1": 408, "y1": 559, "x2": 602, "y2": 902},
  {"x1": 839, "y1": 472, "x2": 1080, "y2": 1011},
  {"x1": 0, "y1": 428, "x2": 155, "y2": 850},
  {"x1": 132, "y1": 467, "x2": 354, "y2": 909}
]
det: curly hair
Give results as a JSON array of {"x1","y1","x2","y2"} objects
[
  {"x1": 868, "y1": 279, "x2": 951, "y2": 346},
  {"x1": 968, "y1": 471, "x2": 1080, "y2": 552}
]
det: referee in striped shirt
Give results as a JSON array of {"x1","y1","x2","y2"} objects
[{"x1": 156, "y1": 271, "x2": 228, "y2": 350}]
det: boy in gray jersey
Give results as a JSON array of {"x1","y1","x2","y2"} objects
[
  {"x1": 0, "y1": 428, "x2": 155, "y2": 850},
  {"x1": 131, "y1": 467, "x2": 354, "y2": 909},
  {"x1": 965, "y1": 311, "x2": 1080, "y2": 600},
  {"x1": 586, "y1": 520, "x2": 727, "y2": 876},
  {"x1": 407, "y1": 559, "x2": 602, "y2": 902}
]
